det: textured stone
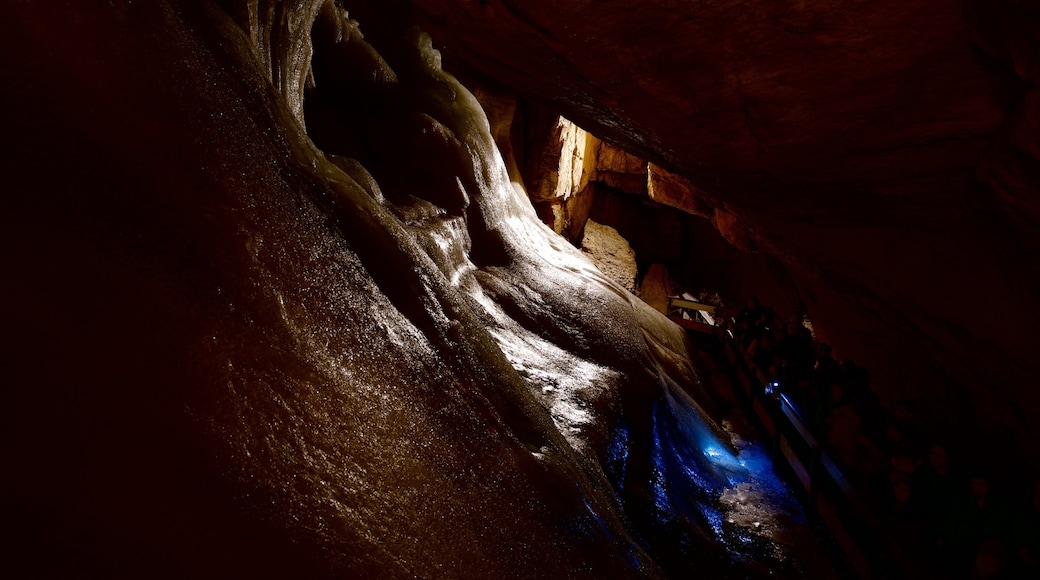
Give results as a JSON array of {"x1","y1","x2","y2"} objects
[
  {"x1": 647, "y1": 164, "x2": 712, "y2": 219},
  {"x1": 509, "y1": 113, "x2": 599, "y2": 240},
  {"x1": 580, "y1": 219, "x2": 639, "y2": 294},
  {"x1": 639, "y1": 263, "x2": 673, "y2": 315},
  {"x1": 711, "y1": 209, "x2": 755, "y2": 254},
  {"x1": 595, "y1": 140, "x2": 647, "y2": 194},
  {"x1": 589, "y1": 189, "x2": 683, "y2": 266}
]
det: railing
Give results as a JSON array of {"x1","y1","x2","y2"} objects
[
  {"x1": 718, "y1": 321, "x2": 901, "y2": 579},
  {"x1": 658, "y1": 295, "x2": 907, "y2": 575},
  {"x1": 666, "y1": 295, "x2": 717, "y2": 333}
]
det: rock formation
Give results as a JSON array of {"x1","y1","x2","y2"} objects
[
  {"x1": 4, "y1": 0, "x2": 1039, "y2": 576},
  {"x1": 579, "y1": 220, "x2": 639, "y2": 294},
  {"x1": 371, "y1": 0, "x2": 1040, "y2": 463},
  {"x1": 1, "y1": 1, "x2": 812, "y2": 577}
]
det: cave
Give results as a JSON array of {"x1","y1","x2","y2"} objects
[{"x1": 2, "y1": 1, "x2": 1039, "y2": 578}]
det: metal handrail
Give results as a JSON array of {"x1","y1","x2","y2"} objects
[
  {"x1": 778, "y1": 393, "x2": 818, "y2": 448},
  {"x1": 717, "y1": 319, "x2": 895, "y2": 578},
  {"x1": 666, "y1": 297, "x2": 720, "y2": 336},
  {"x1": 666, "y1": 296, "x2": 717, "y2": 314}
]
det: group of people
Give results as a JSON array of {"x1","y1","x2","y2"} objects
[{"x1": 730, "y1": 296, "x2": 1039, "y2": 579}]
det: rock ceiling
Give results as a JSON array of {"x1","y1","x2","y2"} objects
[{"x1": 377, "y1": 0, "x2": 1040, "y2": 457}]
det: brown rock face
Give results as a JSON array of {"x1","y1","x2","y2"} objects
[
  {"x1": 377, "y1": 0, "x2": 1040, "y2": 461},
  {"x1": 647, "y1": 165, "x2": 712, "y2": 220},
  {"x1": 596, "y1": 141, "x2": 646, "y2": 194},
  {"x1": 580, "y1": 219, "x2": 639, "y2": 294}
]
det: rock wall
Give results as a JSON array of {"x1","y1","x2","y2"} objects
[
  {"x1": 579, "y1": 220, "x2": 639, "y2": 294},
  {"x1": 372, "y1": 0, "x2": 1040, "y2": 463}
]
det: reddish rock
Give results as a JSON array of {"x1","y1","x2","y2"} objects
[
  {"x1": 648, "y1": 164, "x2": 713, "y2": 219},
  {"x1": 711, "y1": 209, "x2": 755, "y2": 254},
  {"x1": 595, "y1": 140, "x2": 647, "y2": 194}
]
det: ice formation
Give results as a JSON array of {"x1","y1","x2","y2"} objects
[{"x1": 2, "y1": 1, "x2": 817, "y2": 577}]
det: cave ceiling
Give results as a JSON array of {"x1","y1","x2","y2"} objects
[
  {"x1": 2, "y1": 0, "x2": 1040, "y2": 575},
  {"x1": 368, "y1": 0, "x2": 1040, "y2": 454}
]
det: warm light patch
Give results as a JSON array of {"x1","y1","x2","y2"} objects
[{"x1": 552, "y1": 117, "x2": 598, "y2": 200}]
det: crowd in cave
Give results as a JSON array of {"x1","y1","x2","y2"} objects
[{"x1": 730, "y1": 297, "x2": 1040, "y2": 579}]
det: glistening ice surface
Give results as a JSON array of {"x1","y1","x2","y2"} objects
[{"x1": 1, "y1": 2, "x2": 826, "y2": 577}]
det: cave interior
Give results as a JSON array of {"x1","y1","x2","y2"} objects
[{"x1": 2, "y1": 0, "x2": 1039, "y2": 578}]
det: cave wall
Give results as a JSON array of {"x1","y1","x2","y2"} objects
[
  {"x1": 369, "y1": 0, "x2": 1040, "y2": 463},
  {"x1": 489, "y1": 103, "x2": 812, "y2": 327},
  {"x1": 0, "y1": 1, "x2": 777, "y2": 576},
  {"x1": 469, "y1": 84, "x2": 811, "y2": 332},
  {"x1": 4, "y1": 0, "x2": 1038, "y2": 574}
]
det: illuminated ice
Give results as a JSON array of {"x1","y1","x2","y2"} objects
[{"x1": 381, "y1": 44, "x2": 819, "y2": 568}]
